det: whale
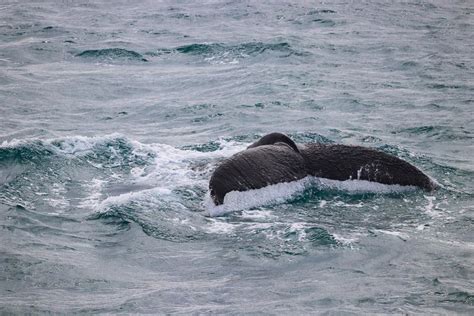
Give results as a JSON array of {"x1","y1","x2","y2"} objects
[{"x1": 209, "y1": 132, "x2": 437, "y2": 205}]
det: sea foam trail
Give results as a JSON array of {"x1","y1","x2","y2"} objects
[{"x1": 205, "y1": 176, "x2": 417, "y2": 217}]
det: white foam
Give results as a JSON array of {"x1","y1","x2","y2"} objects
[
  {"x1": 47, "y1": 134, "x2": 128, "y2": 156},
  {"x1": 416, "y1": 223, "x2": 432, "y2": 231},
  {"x1": 333, "y1": 200, "x2": 365, "y2": 208},
  {"x1": 315, "y1": 177, "x2": 417, "y2": 194},
  {"x1": 108, "y1": 138, "x2": 246, "y2": 208},
  {"x1": 288, "y1": 222, "x2": 309, "y2": 242},
  {"x1": 373, "y1": 229, "x2": 410, "y2": 241},
  {"x1": 422, "y1": 195, "x2": 447, "y2": 218},
  {"x1": 205, "y1": 177, "x2": 313, "y2": 217},
  {"x1": 130, "y1": 166, "x2": 146, "y2": 177},
  {"x1": 240, "y1": 210, "x2": 275, "y2": 220},
  {"x1": 205, "y1": 219, "x2": 237, "y2": 234},
  {"x1": 79, "y1": 178, "x2": 106, "y2": 209},
  {"x1": 43, "y1": 182, "x2": 69, "y2": 212},
  {"x1": 52, "y1": 136, "x2": 108, "y2": 156},
  {"x1": 102, "y1": 140, "x2": 249, "y2": 218},
  {"x1": 205, "y1": 176, "x2": 418, "y2": 217},
  {"x1": 44, "y1": 197, "x2": 69, "y2": 210},
  {"x1": 96, "y1": 187, "x2": 172, "y2": 212},
  {"x1": 0, "y1": 137, "x2": 47, "y2": 148},
  {"x1": 246, "y1": 222, "x2": 274, "y2": 230},
  {"x1": 332, "y1": 233, "x2": 361, "y2": 246}
]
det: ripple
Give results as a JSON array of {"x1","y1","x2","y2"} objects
[
  {"x1": 89, "y1": 200, "x2": 205, "y2": 242},
  {"x1": 396, "y1": 126, "x2": 473, "y2": 141}
]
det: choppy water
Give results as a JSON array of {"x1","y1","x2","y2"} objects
[{"x1": 1, "y1": 0, "x2": 473, "y2": 314}]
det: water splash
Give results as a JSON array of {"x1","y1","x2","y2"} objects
[{"x1": 205, "y1": 175, "x2": 420, "y2": 217}]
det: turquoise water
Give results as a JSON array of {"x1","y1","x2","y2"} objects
[{"x1": 1, "y1": 0, "x2": 473, "y2": 313}]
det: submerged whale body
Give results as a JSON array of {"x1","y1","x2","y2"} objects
[{"x1": 209, "y1": 132, "x2": 437, "y2": 205}]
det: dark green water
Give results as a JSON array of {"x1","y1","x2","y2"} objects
[{"x1": 1, "y1": 0, "x2": 473, "y2": 314}]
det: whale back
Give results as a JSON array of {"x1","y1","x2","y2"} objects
[
  {"x1": 209, "y1": 144, "x2": 306, "y2": 205},
  {"x1": 300, "y1": 143, "x2": 436, "y2": 190}
]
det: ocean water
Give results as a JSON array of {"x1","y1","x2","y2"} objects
[{"x1": 1, "y1": 0, "x2": 473, "y2": 313}]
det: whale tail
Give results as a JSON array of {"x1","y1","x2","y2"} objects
[{"x1": 209, "y1": 133, "x2": 438, "y2": 206}]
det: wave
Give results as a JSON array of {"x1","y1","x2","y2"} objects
[
  {"x1": 0, "y1": 134, "x2": 246, "y2": 169},
  {"x1": 0, "y1": 139, "x2": 55, "y2": 163},
  {"x1": 175, "y1": 42, "x2": 303, "y2": 57},
  {"x1": 395, "y1": 125, "x2": 473, "y2": 141},
  {"x1": 89, "y1": 205, "x2": 205, "y2": 242},
  {"x1": 75, "y1": 48, "x2": 148, "y2": 62},
  {"x1": 0, "y1": 134, "x2": 149, "y2": 167},
  {"x1": 146, "y1": 42, "x2": 309, "y2": 64},
  {"x1": 290, "y1": 9, "x2": 338, "y2": 27}
]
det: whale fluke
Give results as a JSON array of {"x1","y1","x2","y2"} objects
[{"x1": 209, "y1": 133, "x2": 437, "y2": 205}]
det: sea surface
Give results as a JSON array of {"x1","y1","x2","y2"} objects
[{"x1": 1, "y1": 0, "x2": 473, "y2": 314}]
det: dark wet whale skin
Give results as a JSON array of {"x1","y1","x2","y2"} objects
[{"x1": 209, "y1": 133, "x2": 436, "y2": 205}]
